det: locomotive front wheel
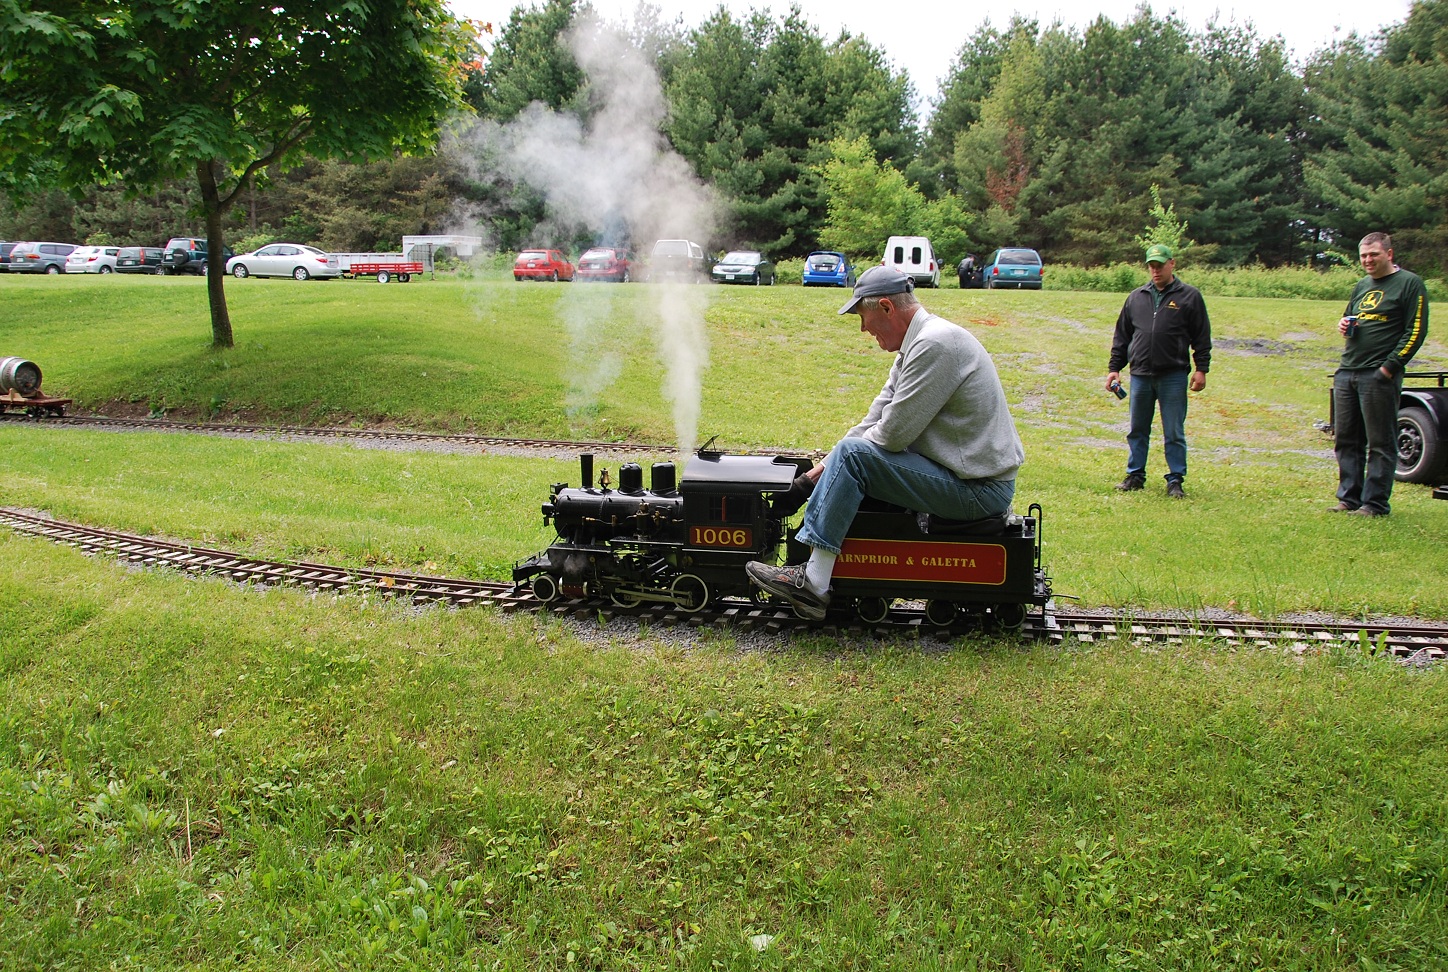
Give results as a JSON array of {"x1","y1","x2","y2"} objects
[
  {"x1": 670, "y1": 574, "x2": 710, "y2": 613},
  {"x1": 856, "y1": 596, "x2": 893, "y2": 624},
  {"x1": 924, "y1": 600, "x2": 958, "y2": 627},
  {"x1": 993, "y1": 603, "x2": 1027, "y2": 631},
  {"x1": 531, "y1": 574, "x2": 560, "y2": 603}
]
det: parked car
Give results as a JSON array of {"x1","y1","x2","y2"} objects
[
  {"x1": 957, "y1": 254, "x2": 984, "y2": 289},
  {"x1": 159, "y1": 237, "x2": 233, "y2": 276},
  {"x1": 801, "y1": 251, "x2": 855, "y2": 288},
  {"x1": 982, "y1": 247, "x2": 1044, "y2": 289},
  {"x1": 7, "y1": 241, "x2": 77, "y2": 274},
  {"x1": 227, "y1": 243, "x2": 340, "y2": 280},
  {"x1": 882, "y1": 236, "x2": 940, "y2": 288},
  {"x1": 711, "y1": 251, "x2": 775, "y2": 285},
  {"x1": 0, "y1": 242, "x2": 17, "y2": 271},
  {"x1": 65, "y1": 246, "x2": 121, "y2": 274},
  {"x1": 513, "y1": 248, "x2": 575, "y2": 282},
  {"x1": 576, "y1": 246, "x2": 634, "y2": 283},
  {"x1": 115, "y1": 246, "x2": 166, "y2": 274},
  {"x1": 648, "y1": 239, "x2": 707, "y2": 282}
]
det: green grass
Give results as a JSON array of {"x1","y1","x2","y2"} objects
[{"x1": 3, "y1": 274, "x2": 1448, "y2": 968}]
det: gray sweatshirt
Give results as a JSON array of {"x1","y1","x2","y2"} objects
[{"x1": 847, "y1": 308, "x2": 1024, "y2": 480}]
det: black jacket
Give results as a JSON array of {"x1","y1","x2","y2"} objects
[{"x1": 1108, "y1": 277, "x2": 1212, "y2": 376}]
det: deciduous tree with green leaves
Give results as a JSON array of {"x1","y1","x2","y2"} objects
[{"x1": 0, "y1": 0, "x2": 477, "y2": 347}]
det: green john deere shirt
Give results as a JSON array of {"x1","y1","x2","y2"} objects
[{"x1": 1341, "y1": 268, "x2": 1430, "y2": 376}]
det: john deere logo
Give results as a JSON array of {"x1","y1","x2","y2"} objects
[{"x1": 1359, "y1": 291, "x2": 1384, "y2": 311}]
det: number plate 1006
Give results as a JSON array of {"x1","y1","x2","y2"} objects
[{"x1": 690, "y1": 526, "x2": 753, "y2": 548}]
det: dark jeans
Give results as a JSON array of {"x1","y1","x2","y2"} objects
[
  {"x1": 1126, "y1": 370, "x2": 1189, "y2": 482},
  {"x1": 1333, "y1": 367, "x2": 1402, "y2": 514}
]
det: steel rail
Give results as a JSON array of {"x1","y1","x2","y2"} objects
[
  {"x1": 0, "y1": 413, "x2": 705, "y2": 456},
  {"x1": 3, "y1": 509, "x2": 1443, "y2": 662}
]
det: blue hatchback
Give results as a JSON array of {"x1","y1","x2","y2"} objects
[
  {"x1": 801, "y1": 251, "x2": 856, "y2": 287},
  {"x1": 983, "y1": 247, "x2": 1043, "y2": 290}
]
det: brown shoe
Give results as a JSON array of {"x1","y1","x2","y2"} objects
[
  {"x1": 1115, "y1": 474, "x2": 1145, "y2": 492},
  {"x1": 1348, "y1": 507, "x2": 1387, "y2": 517},
  {"x1": 1326, "y1": 502, "x2": 1358, "y2": 512}
]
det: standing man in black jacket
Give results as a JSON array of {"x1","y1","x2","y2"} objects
[
  {"x1": 1105, "y1": 244, "x2": 1212, "y2": 498},
  {"x1": 1330, "y1": 232, "x2": 1429, "y2": 517}
]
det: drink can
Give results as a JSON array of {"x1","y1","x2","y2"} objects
[
  {"x1": 1345, "y1": 315, "x2": 1359, "y2": 338},
  {"x1": 1110, "y1": 381, "x2": 1126, "y2": 400}
]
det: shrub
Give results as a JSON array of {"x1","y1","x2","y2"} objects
[
  {"x1": 1045, "y1": 262, "x2": 1447, "y2": 300},
  {"x1": 773, "y1": 258, "x2": 804, "y2": 285}
]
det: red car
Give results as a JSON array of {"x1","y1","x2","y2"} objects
[
  {"x1": 513, "y1": 248, "x2": 574, "y2": 282},
  {"x1": 575, "y1": 246, "x2": 634, "y2": 283}
]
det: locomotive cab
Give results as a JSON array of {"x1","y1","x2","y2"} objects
[{"x1": 675, "y1": 452, "x2": 811, "y2": 602}]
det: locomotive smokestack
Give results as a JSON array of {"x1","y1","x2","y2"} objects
[
  {"x1": 619, "y1": 463, "x2": 643, "y2": 495},
  {"x1": 580, "y1": 453, "x2": 594, "y2": 489}
]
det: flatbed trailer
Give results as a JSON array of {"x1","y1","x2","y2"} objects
[{"x1": 345, "y1": 262, "x2": 424, "y2": 283}]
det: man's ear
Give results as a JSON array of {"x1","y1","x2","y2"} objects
[{"x1": 878, "y1": 297, "x2": 894, "y2": 315}]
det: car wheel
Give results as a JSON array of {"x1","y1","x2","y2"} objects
[
  {"x1": 514, "y1": 275, "x2": 522, "y2": 281},
  {"x1": 99, "y1": 265, "x2": 113, "y2": 274},
  {"x1": 293, "y1": 267, "x2": 310, "y2": 281},
  {"x1": 753, "y1": 272, "x2": 761, "y2": 286},
  {"x1": 621, "y1": 270, "x2": 630, "y2": 283},
  {"x1": 550, "y1": 270, "x2": 558, "y2": 282},
  {"x1": 232, "y1": 264, "x2": 249, "y2": 278},
  {"x1": 198, "y1": 262, "x2": 208, "y2": 276},
  {"x1": 1396, "y1": 406, "x2": 1445, "y2": 483},
  {"x1": 45, "y1": 264, "x2": 60, "y2": 275}
]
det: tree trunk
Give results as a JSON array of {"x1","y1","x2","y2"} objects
[{"x1": 198, "y1": 161, "x2": 234, "y2": 348}]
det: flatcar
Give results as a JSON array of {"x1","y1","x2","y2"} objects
[{"x1": 513, "y1": 448, "x2": 1051, "y2": 628}]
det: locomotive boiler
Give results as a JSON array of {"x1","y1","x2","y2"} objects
[{"x1": 513, "y1": 447, "x2": 1051, "y2": 628}]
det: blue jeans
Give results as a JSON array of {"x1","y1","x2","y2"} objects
[
  {"x1": 1126, "y1": 370, "x2": 1189, "y2": 482},
  {"x1": 1333, "y1": 367, "x2": 1402, "y2": 514},
  {"x1": 794, "y1": 437, "x2": 1016, "y2": 554}
]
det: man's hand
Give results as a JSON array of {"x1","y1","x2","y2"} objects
[
  {"x1": 1105, "y1": 371, "x2": 1121, "y2": 393},
  {"x1": 1190, "y1": 371, "x2": 1206, "y2": 392},
  {"x1": 771, "y1": 468, "x2": 819, "y2": 517},
  {"x1": 1339, "y1": 316, "x2": 1354, "y2": 336},
  {"x1": 1380, "y1": 366, "x2": 1394, "y2": 380}
]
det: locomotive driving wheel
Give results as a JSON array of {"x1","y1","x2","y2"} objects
[
  {"x1": 670, "y1": 574, "x2": 710, "y2": 613},
  {"x1": 609, "y1": 588, "x2": 643, "y2": 608},
  {"x1": 530, "y1": 574, "x2": 560, "y2": 603}
]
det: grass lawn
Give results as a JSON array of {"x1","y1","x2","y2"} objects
[{"x1": 2, "y1": 274, "x2": 1446, "y2": 969}]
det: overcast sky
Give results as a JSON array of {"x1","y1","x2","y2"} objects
[{"x1": 450, "y1": 0, "x2": 1415, "y2": 110}]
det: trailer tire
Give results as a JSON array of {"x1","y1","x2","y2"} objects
[
  {"x1": 377, "y1": 270, "x2": 392, "y2": 284},
  {"x1": 399, "y1": 273, "x2": 411, "y2": 283},
  {"x1": 1397, "y1": 406, "x2": 1445, "y2": 484}
]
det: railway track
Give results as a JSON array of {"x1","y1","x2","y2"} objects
[
  {"x1": 5, "y1": 508, "x2": 1445, "y2": 663},
  {"x1": 0, "y1": 413, "x2": 685, "y2": 456}
]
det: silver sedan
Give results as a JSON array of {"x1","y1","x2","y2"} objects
[{"x1": 227, "y1": 243, "x2": 340, "y2": 280}]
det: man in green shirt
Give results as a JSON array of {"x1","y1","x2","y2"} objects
[{"x1": 1331, "y1": 232, "x2": 1430, "y2": 516}]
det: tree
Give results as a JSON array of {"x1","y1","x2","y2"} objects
[
  {"x1": 471, "y1": 0, "x2": 586, "y2": 120},
  {"x1": 1303, "y1": 0, "x2": 1448, "y2": 274},
  {"x1": 0, "y1": 0, "x2": 475, "y2": 346},
  {"x1": 815, "y1": 136, "x2": 972, "y2": 266}
]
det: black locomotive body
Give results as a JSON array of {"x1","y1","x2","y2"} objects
[{"x1": 513, "y1": 451, "x2": 1051, "y2": 627}]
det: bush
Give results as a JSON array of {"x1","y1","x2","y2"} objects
[
  {"x1": 774, "y1": 258, "x2": 804, "y2": 285},
  {"x1": 233, "y1": 232, "x2": 284, "y2": 254},
  {"x1": 1045, "y1": 262, "x2": 1448, "y2": 300}
]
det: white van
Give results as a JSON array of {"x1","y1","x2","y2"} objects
[{"x1": 882, "y1": 236, "x2": 939, "y2": 288}]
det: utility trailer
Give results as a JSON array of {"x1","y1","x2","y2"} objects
[{"x1": 331, "y1": 235, "x2": 484, "y2": 283}]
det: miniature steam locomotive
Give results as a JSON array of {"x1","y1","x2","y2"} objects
[{"x1": 512, "y1": 448, "x2": 1051, "y2": 628}]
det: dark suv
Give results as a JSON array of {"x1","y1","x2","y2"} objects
[
  {"x1": 160, "y1": 237, "x2": 233, "y2": 276},
  {"x1": 648, "y1": 239, "x2": 706, "y2": 282}
]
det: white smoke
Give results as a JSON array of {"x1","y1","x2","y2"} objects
[{"x1": 451, "y1": 13, "x2": 718, "y2": 455}]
